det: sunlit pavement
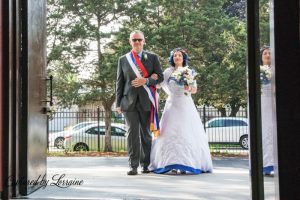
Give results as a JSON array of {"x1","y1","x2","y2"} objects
[{"x1": 24, "y1": 157, "x2": 275, "y2": 200}]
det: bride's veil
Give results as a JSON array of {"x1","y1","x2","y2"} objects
[{"x1": 160, "y1": 67, "x2": 174, "y2": 96}]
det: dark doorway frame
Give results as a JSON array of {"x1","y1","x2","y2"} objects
[
  {"x1": 247, "y1": 0, "x2": 264, "y2": 199},
  {"x1": 0, "y1": 0, "x2": 267, "y2": 198},
  {"x1": 1, "y1": 0, "x2": 300, "y2": 199},
  {"x1": 1, "y1": 0, "x2": 48, "y2": 198}
]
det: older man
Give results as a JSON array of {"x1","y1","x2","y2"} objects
[{"x1": 116, "y1": 30, "x2": 163, "y2": 175}]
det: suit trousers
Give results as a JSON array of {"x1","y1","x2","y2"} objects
[{"x1": 123, "y1": 99, "x2": 152, "y2": 169}]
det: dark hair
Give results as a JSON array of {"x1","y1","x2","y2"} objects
[
  {"x1": 168, "y1": 48, "x2": 189, "y2": 67},
  {"x1": 260, "y1": 45, "x2": 270, "y2": 65}
]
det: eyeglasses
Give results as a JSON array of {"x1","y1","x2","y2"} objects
[{"x1": 132, "y1": 38, "x2": 143, "y2": 42}]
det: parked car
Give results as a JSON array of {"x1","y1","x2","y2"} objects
[
  {"x1": 64, "y1": 123, "x2": 127, "y2": 152},
  {"x1": 204, "y1": 117, "x2": 249, "y2": 149},
  {"x1": 48, "y1": 121, "x2": 100, "y2": 148}
]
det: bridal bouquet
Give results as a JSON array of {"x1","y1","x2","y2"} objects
[
  {"x1": 260, "y1": 65, "x2": 272, "y2": 85},
  {"x1": 171, "y1": 66, "x2": 197, "y2": 87},
  {"x1": 170, "y1": 67, "x2": 197, "y2": 95}
]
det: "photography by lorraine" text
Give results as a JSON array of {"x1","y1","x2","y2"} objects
[{"x1": 6, "y1": 173, "x2": 84, "y2": 189}]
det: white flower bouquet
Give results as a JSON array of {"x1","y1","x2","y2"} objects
[
  {"x1": 170, "y1": 66, "x2": 197, "y2": 95},
  {"x1": 260, "y1": 65, "x2": 272, "y2": 85}
]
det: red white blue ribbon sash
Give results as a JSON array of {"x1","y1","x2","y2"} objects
[{"x1": 126, "y1": 51, "x2": 160, "y2": 137}]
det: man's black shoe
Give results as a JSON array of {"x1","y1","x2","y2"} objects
[
  {"x1": 127, "y1": 168, "x2": 138, "y2": 175},
  {"x1": 141, "y1": 168, "x2": 151, "y2": 173}
]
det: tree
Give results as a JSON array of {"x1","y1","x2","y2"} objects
[
  {"x1": 47, "y1": 0, "x2": 90, "y2": 107},
  {"x1": 112, "y1": 0, "x2": 247, "y2": 116},
  {"x1": 259, "y1": 0, "x2": 270, "y2": 46},
  {"x1": 47, "y1": 0, "x2": 253, "y2": 136},
  {"x1": 223, "y1": 0, "x2": 246, "y2": 21},
  {"x1": 47, "y1": 0, "x2": 129, "y2": 152}
]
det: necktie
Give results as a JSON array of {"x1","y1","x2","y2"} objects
[{"x1": 136, "y1": 55, "x2": 143, "y2": 77}]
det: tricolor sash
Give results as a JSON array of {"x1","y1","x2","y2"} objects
[{"x1": 126, "y1": 51, "x2": 160, "y2": 137}]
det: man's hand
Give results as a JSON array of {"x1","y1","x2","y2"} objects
[
  {"x1": 151, "y1": 73, "x2": 158, "y2": 80},
  {"x1": 116, "y1": 107, "x2": 123, "y2": 114},
  {"x1": 131, "y1": 77, "x2": 147, "y2": 87}
]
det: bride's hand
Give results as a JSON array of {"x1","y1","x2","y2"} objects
[
  {"x1": 184, "y1": 85, "x2": 197, "y2": 94},
  {"x1": 150, "y1": 73, "x2": 158, "y2": 80},
  {"x1": 184, "y1": 85, "x2": 191, "y2": 91},
  {"x1": 190, "y1": 86, "x2": 197, "y2": 94}
]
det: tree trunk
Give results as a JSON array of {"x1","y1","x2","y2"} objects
[
  {"x1": 218, "y1": 107, "x2": 227, "y2": 117},
  {"x1": 103, "y1": 97, "x2": 115, "y2": 152},
  {"x1": 229, "y1": 104, "x2": 240, "y2": 117},
  {"x1": 104, "y1": 107, "x2": 113, "y2": 152}
]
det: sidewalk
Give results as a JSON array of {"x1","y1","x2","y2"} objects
[{"x1": 25, "y1": 157, "x2": 275, "y2": 200}]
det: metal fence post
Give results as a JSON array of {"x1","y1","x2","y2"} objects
[
  {"x1": 97, "y1": 107, "x2": 100, "y2": 152},
  {"x1": 47, "y1": 114, "x2": 49, "y2": 151},
  {"x1": 47, "y1": 107, "x2": 249, "y2": 154}
]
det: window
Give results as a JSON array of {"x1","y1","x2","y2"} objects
[
  {"x1": 208, "y1": 119, "x2": 248, "y2": 127},
  {"x1": 208, "y1": 120, "x2": 225, "y2": 127},
  {"x1": 224, "y1": 120, "x2": 248, "y2": 127},
  {"x1": 111, "y1": 127, "x2": 126, "y2": 136},
  {"x1": 86, "y1": 126, "x2": 105, "y2": 135}
]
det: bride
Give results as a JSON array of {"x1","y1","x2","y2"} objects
[
  {"x1": 260, "y1": 46, "x2": 275, "y2": 176},
  {"x1": 148, "y1": 48, "x2": 213, "y2": 174}
]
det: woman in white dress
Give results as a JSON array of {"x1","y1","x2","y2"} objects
[
  {"x1": 260, "y1": 46, "x2": 275, "y2": 176},
  {"x1": 148, "y1": 48, "x2": 213, "y2": 174}
]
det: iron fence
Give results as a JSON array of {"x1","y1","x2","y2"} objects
[{"x1": 47, "y1": 106, "x2": 248, "y2": 155}]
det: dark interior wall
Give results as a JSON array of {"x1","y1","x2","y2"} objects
[
  {"x1": 0, "y1": 1, "x2": 15, "y2": 198},
  {"x1": 273, "y1": 0, "x2": 300, "y2": 198},
  {"x1": 0, "y1": 0, "x2": 3, "y2": 194},
  {"x1": 0, "y1": 1, "x2": 8, "y2": 196}
]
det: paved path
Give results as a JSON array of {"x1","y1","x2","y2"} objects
[{"x1": 24, "y1": 157, "x2": 275, "y2": 200}]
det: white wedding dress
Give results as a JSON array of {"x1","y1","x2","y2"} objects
[
  {"x1": 261, "y1": 66, "x2": 275, "y2": 174},
  {"x1": 148, "y1": 67, "x2": 213, "y2": 174}
]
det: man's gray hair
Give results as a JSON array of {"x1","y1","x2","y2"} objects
[{"x1": 129, "y1": 30, "x2": 145, "y2": 39}]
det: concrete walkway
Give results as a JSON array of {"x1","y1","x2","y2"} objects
[{"x1": 24, "y1": 157, "x2": 275, "y2": 200}]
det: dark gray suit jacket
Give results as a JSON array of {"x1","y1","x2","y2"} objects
[{"x1": 116, "y1": 51, "x2": 164, "y2": 111}]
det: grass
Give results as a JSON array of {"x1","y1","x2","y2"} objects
[
  {"x1": 211, "y1": 152, "x2": 249, "y2": 158},
  {"x1": 47, "y1": 150, "x2": 248, "y2": 158},
  {"x1": 47, "y1": 151, "x2": 128, "y2": 157}
]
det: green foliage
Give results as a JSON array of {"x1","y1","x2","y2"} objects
[
  {"x1": 111, "y1": 0, "x2": 247, "y2": 115},
  {"x1": 47, "y1": 0, "x2": 270, "y2": 117},
  {"x1": 259, "y1": 0, "x2": 270, "y2": 46},
  {"x1": 47, "y1": 0, "x2": 131, "y2": 152},
  {"x1": 47, "y1": 0, "x2": 129, "y2": 108}
]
